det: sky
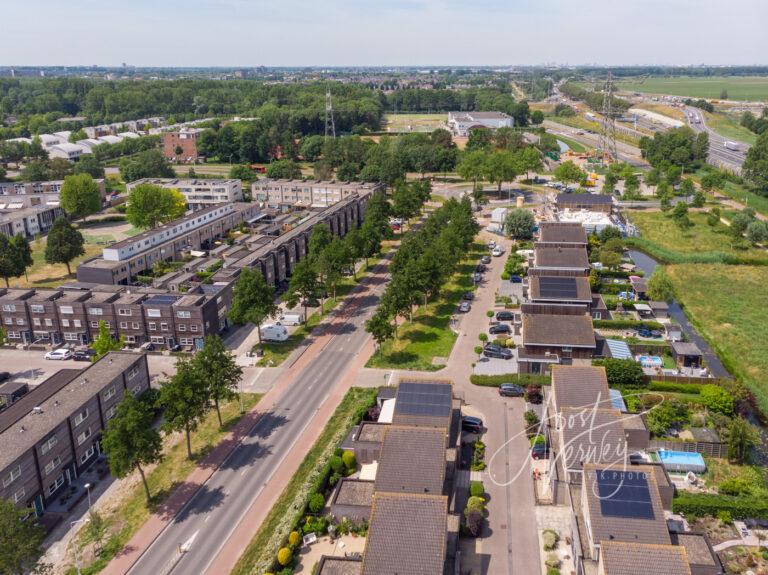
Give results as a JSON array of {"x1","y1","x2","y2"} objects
[{"x1": 3, "y1": 0, "x2": 768, "y2": 67}]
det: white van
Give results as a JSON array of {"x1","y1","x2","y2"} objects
[
  {"x1": 261, "y1": 324, "x2": 289, "y2": 342},
  {"x1": 278, "y1": 312, "x2": 305, "y2": 326}
]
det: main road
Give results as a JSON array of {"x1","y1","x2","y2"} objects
[
  {"x1": 124, "y1": 266, "x2": 388, "y2": 575},
  {"x1": 685, "y1": 106, "x2": 750, "y2": 173}
]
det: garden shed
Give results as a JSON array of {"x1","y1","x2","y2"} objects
[{"x1": 670, "y1": 341, "x2": 704, "y2": 369}]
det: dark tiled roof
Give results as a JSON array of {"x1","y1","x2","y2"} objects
[
  {"x1": 584, "y1": 464, "x2": 671, "y2": 546},
  {"x1": 671, "y1": 533, "x2": 718, "y2": 566},
  {"x1": 551, "y1": 366, "x2": 611, "y2": 411},
  {"x1": 538, "y1": 222, "x2": 588, "y2": 244},
  {"x1": 333, "y1": 479, "x2": 375, "y2": 507},
  {"x1": 534, "y1": 245, "x2": 591, "y2": 269},
  {"x1": 670, "y1": 342, "x2": 703, "y2": 357},
  {"x1": 559, "y1": 408, "x2": 628, "y2": 471},
  {"x1": 357, "y1": 422, "x2": 386, "y2": 443},
  {"x1": 317, "y1": 557, "x2": 363, "y2": 575},
  {"x1": 362, "y1": 493, "x2": 447, "y2": 575},
  {"x1": 523, "y1": 313, "x2": 596, "y2": 348},
  {"x1": 374, "y1": 426, "x2": 446, "y2": 495},
  {"x1": 600, "y1": 541, "x2": 691, "y2": 575}
]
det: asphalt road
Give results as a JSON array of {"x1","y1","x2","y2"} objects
[
  {"x1": 543, "y1": 120, "x2": 649, "y2": 168},
  {"x1": 685, "y1": 107, "x2": 750, "y2": 173},
  {"x1": 126, "y1": 274, "x2": 386, "y2": 575}
]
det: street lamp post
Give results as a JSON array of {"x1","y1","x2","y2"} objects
[
  {"x1": 84, "y1": 483, "x2": 92, "y2": 513},
  {"x1": 239, "y1": 376, "x2": 244, "y2": 415},
  {"x1": 70, "y1": 518, "x2": 90, "y2": 575}
]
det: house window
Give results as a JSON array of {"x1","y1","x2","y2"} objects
[
  {"x1": 44, "y1": 456, "x2": 61, "y2": 475},
  {"x1": 1, "y1": 304, "x2": 16, "y2": 312},
  {"x1": 177, "y1": 311, "x2": 191, "y2": 319},
  {"x1": 61, "y1": 319, "x2": 70, "y2": 327},
  {"x1": 3, "y1": 317, "x2": 10, "y2": 325},
  {"x1": 7, "y1": 331, "x2": 19, "y2": 339},
  {"x1": 178, "y1": 324, "x2": 186, "y2": 332},
  {"x1": 44, "y1": 318, "x2": 52, "y2": 327},
  {"x1": 47, "y1": 475, "x2": 65, "y2": 496},
  {"x1": 118, "y1": 309, "x2": 132, "y2": 316},
  {"x1": 148, "y1": 322, "x2": 156, "y2": 331},
  {"x1": 132, "y1": 322, "x2": 139, "y2": 329},
  {"x1": 160, "y1": 323, "x2": 168, "y2": 331},
  {"x1": 74, "y1": 408, "x2": 89, "y2": 426},
  {"x1": 131, "y1": 385, "x2": 143, "y2": 396},
  {"x1": 88, "y1": 308, "x2": 103, "y2": 315},
  {"x1": 104, "y1": 405, "x2": 117, "y2": 420},
  {"x1": 64, "y1": 333, "x2": 78, "y2": 341},
  {"x1": 77, "y1": 427, "x2": 92, "y2": 446},
  {"x1": 120, "y1": 322, "x2": 128, "y2": 329},
  {"x1": 127, "y1": 367, "x2": 139, "y2": 379},
  {"x1": 146, "y1": 309, "x2": 161, "y2": 318},
  {"x1": 125, "y1": 335, "x2": 135, "y2": 343},
  {"x1": 30, "y1": 305, "x2": 44, "y2": 313},
  {"x1": 32, "y1": 318, "x2": 41, "y2": 327},
  {"x1": 190, "y1": 324, "x2": 199, "y2": 332},
  {"x1": 150, "y1": 336, "x2": 165, "y2": 344},
  {"x1": 73, "y1": 319, "x2": 82, "y2": 328},
  {"x1": 90, "y1": 321, "x2": 99, "y2": 328},
  {"x1": 13, "y1": 488, "x2": 25, "y2": 503},
  {"x1": 180, "y1": 338, "x2": 193, "y2": 346},
  {"x1": 80, "y1": 446, "x2": 95, "y2": 465},
  {"x1": 104, "y1": 386, "x2": 116, "y2": 400},
  {"x1": 2, "y1": 465, "x2": 21, "y2": 488},
  {"x1": 59, "y1": 306, "x2": 74, "y2": 314},
  {"x1": 15, "y1": 318, "x2": 23, "y2": 325},
  {"x1": 562, "y1": 346, "x2": 573, "y2": 353},
  {"x1": 40, "y1": 435, "x2": 58, "y2": 455}
]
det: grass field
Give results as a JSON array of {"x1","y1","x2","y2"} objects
[
  {"x1": 692, "y1": 169, "x2": 768, "y2": 218},
  {"x1": 383, "y1": 113, "x2": 447, "y2": 133},
  {"x1": 666, "y1": 264, "x2": 768, "y2": 413},
  {"x1": 555, "y1": 135, "x2": 588, "y2": 153},
  {"x1": 547, "y1": 116, "x2": 640, "y2": 147},
  {"x1": 13, "y1": 238, "x2": 102, "y2": 288},
  {"x1": 70, "y1": 394, "x2": 261, "y2": 575},
  {"x1": 617, "y1": 76, "x2": 768, "y2": 101},
  {"x1": 628, "y1": 210, "x2": 768, "y2": 263},
  {"x1": 632, "y1": 102, "x2": 687, "y2": 122},
  {"x1": 704, "y1": 112, "x2": 758, "y2": 145},
  {"x1": 366, "y1": 243, "x2": 484, "y2": 371}
]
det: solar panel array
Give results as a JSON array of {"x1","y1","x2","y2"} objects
[
  {"x1": 538, "y1": 276, "x2": 578, "y2": 299},
  {"x1": 144, "y1": 294, "x2": 180, "y2": 306},
  {"x1": 597, "y1": 471, "x2": 655, "y2": 520},
  {"x1": 395, "y1": 382, "x2": 452, "y2": 418}
]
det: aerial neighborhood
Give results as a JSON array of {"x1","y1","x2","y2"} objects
[{"x1": 1, "y1": 8, "x2": 768, "y2": 575}]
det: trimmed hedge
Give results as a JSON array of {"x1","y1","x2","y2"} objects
[
  {"x1": 672, "y1": 492, "x2": 768, "y2": 520},
  {"x1": 593, "y1": 319, "x2": 664, "y2": 330},
  {"x1": 470, "y1": 373, "x2": 550, "y2": 387},
  {"x1": 648, "y1": 381, "x2": 704, "y2": 394},
  {"x1": 625, "y1": 237, "x2": 768, "y2": 266}
]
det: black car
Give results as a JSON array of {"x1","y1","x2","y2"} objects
[
  {"x1": 489, "y1": 323, "x2": 511, "y2": 335},
  {"x1": 462, "y1": 292, "x2": 474, "y2": 301},
  {"x1": 481, "y1": 255, "x2": 492, "y2": 264},
  {"x1": 496, "y1": 310, "x2": 515, "y2": 321},
  {"x1": 72, "y1": 349, "x2": 96, "y2": 362},
  {"x1": 531, "y1": 442, "x2": 548, "y2": 460},
  {"x1": 499, "y1": 383, "x2": 524, "y2": 397},
  {"x1": 510, "y1": 275, "x2": 523, "y2": 283},
  {"x1": 461, "y1": 416, "x2": 484, "y2": 434},
  {"x1": 483, "y1": 344, "x2": 513, "y2": 360},
  {"x1": 169, "y1": 344, "x2": 182, "y2": 352},
  {"x1": 475, "y1": 264, "x2": 486, "y2": 273}
]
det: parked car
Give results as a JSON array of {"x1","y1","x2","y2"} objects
[
  {"x1": 499, "y1": 384, "x2": 525, "y2": 397},
  {"x1": 488, "y1": 240, "x2": 496, "y2": 249},
  {"x1": 261, "y1": 324, "x2": 289, "y2": 342},
  {"x1": 462, "y1": 292, "x2": 474, "y2": 301},
  {"x1": 510, "y1": 274, "x2": 523, "y2": 283},
  {"x1": 483, "y1": 344, "x2": 513, "y2": 360},
  {"x1": 44, "y1": 348, "x2": 73, "y2": 361},
  {"x1": 489, "y1": 323, "x2": 511, "y2": 335},
  {"x1": 475, "y1": 264, "x2": 486, "y2": 273},
  {"x1": 458, "y1": 301, "x2": 471, "y2": 313},
  {"x1": 169, "y1": 344, "x2": 183, "y2": 352},
  {"x1": 496, "y1": 310, "x2": 515, "y2": 321},
  {"x1": 72, "y1": 349, "x2": 96, "y2": 362},
  {"x1": 492, "y1": 247, "x2": 503, "y2": 257},
  {"x1": 279, "y1": 312, "x2": 305, "y2": 326},
  {"x1": 0, "y1": 372, "x2": 10, "y2": 383},
  {"x1": 473, "y1": 272, "x2": 482, "y2": 283},
  {"x1": 461, "y1": 416, "x2": 484, "y2": 434},
  {"x1": 531, "y1": 442, "x2": 548, "y2": 460},
  {"x1": 140, "y1": 342, "x2": 156, "y2": 351},
  {"x1": 481, "y1": 255, "x2": 492, "y2": 264}
]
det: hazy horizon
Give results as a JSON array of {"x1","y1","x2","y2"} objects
[{"x1": 4, "y1": 0, "x2": 767, "y2": 68}]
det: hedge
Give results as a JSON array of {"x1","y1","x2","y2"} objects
[
  {"x1": 648, "y1": 381, "x2": 704, "y2": 394},
  {"x1": 672, "y1": 492, "x2": 768, "y2": 520},
  {"x1": 470, "y1": 373, "x2": 550, "y2": 387},
  {"x1": 625, "y1": 237, "x2": 768, "y2": 266},
  {"x1": 593, "y1": 319, "x2": 665, "y2": 330}
]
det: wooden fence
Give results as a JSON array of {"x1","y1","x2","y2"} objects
[{"x1": 649, "y1": 439, "x2": 727, "y2": 458}]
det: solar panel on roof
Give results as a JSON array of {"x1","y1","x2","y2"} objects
[
  {"x1": 596, "y1": 470, "x2": 654, "y2": 520},
  {"x1": 538, "y1": 276, "x2": 578, "y2": 299},
  {"x1": 395, "y1": 382, "x2": 452, "y2": 418},
  {"x1": 145, "y1": 294, "x2": 179, "y2": 305}
]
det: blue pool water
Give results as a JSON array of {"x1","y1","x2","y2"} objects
[
  {"x1": 637, "y1": 355, "x2": 663, "y2": 368},
  {"x1": 657, "y1": 450, "x2": 706, "y2": 473}
]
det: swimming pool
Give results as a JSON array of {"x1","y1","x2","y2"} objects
[
  {"x1": 656, "y1": 450, "x2": 707, "y2": 473},
  {"x1": 637, "y1": 355, "x2": 663, "y2": 368}
]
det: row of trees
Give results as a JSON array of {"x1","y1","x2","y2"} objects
[
  {"x1": 740, "y1": 109, "x2": 768, "y2": 136},
  {"x1": 639, "y1": 126, "x2": 709, "y2": 175},
  {"x1": 457, "y1": 147, "x2": 544, "y2": 193},
  {"x1": 366, "y1": 196, "x2": 479, "y2": 348}
]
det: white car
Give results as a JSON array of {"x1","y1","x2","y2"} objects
[
  {"x1": 488, "y1": 240, "x2": 496, "y2": 249},
  {"x1": 45, "y1": 348, "x2": 73, "y2": 360},
  {"x1": 492, "y1": 247, "x2": 504, "y2": 257}
]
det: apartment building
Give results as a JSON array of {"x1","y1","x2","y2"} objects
[
  {"x1": 0, "y1": 353, "x2": 150, "y2": 516},
  {"x1": 162, "y1": 128, "x2": 203, "y2": 163},
  {"x1": 0, "y1": 204, "x2": 65, "y2": 239},
  {"x1": 0, "y1": 179, "x2": 107, "y2": 208},
  {"x1": 251, "y1": 179, "x2": 384, "y2": 208},
  {"x1": 126, "y1": 178, "x2": 243, "y2": 210}
]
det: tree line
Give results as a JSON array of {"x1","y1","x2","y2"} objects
[
  {"x1": 559, "y1": 82, "x2": 632, "y2": 114},
  {"x1": 365, "y1": 196, "x2": 479, "y2": 349}
]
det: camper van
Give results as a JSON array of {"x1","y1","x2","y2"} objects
[
  {"x1": 261, "y1": 324, "x2": 289, "y2": 342},
  {"x1": 278, "y1": 312, "x2": 305, "y2": 326}
]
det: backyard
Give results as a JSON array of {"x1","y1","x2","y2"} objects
[
  {"x1": 666, "y1": 264, "x2": 768, "y2": 413},
  {"x1": 616, "y1": 75, "x2": 768, "y2": 101}
]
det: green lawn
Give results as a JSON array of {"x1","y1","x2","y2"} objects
[
  {"x1": 667, "y1": 264, "x2": 768, "y2": 414},
  {"x1": 704, "y1": 112, "x2": 758, "y2": 146},
  {"x1": 383, "y1": 113, "x2": 447, "y2": 133},
  {"x1": 230, "y1": 387, "x2": 377, "y2": 575},
  {"x1": 718, "y1": 181, "x2": 768, "y2": 218},
  {"x1": 616, "y1": 76, "x2": 768, "y2": 101},
  {"x1": 366, "y1": 244, "x2": 485, "y2": 371},
  {"x1": 555, "y1": 135, "x2": 588, "y2": 153},
  {"x1": 70, "y1": 394, "x2": 261, "y2": 575}
]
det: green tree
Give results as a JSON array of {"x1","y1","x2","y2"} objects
[
  {"x1": 92, "y1": 320, "x2": 124, "y2": 361},
  {"x1": 743, "y1": 131, "x2": 768, "y2": 195},
  {"x1": 531, "y1": 110, "x2": 544, "y2": 125},
  {"x1": 48, "y1": 157, "x2": 74, "y2": 180},
  {"x1": 85, "y1": 510, "x2": 107, "y2": 555},
  {"x1": 692, "y1": 190, "x2": 706, "y2": 208},
  {"x1": 73, "y1": 155, "x2": 106, "y2": 179},
  {"x1": 313, "y1": 160, "x2": 334, "y2": 180},
  {"x1": 603, "y1": 171, "x2": 619, "y2": 195},
  {"x1": 726, "y1": 417, "x2": 759, "y2": 464},
  {"x1": 516, "y1": 146, "x2": 544, "y2": 181},
  {"x1": 0, "y1": 498, "x2": 47, "y2": 575},
  {"x1": 700, "y1": 385, "x2": 734, "y2": 415},
  {"x1": 265, "y1": 159, "x2": 302, "y2": 179},
  {"x1": 101, "y1": 394, "x2": 163, "y2": 503},
  {"x1": 69, "y1": 129, "x2": 88, "y2": 143},
  {"x1": 20, "y1": 159, "x2": 50, "y2": 182},
  {"x1": 308, "y1": 222, "x2": 333, "y2": 260},
  {"x1": 44, "y1": 217, "x2": 85, "y2": 275},
  {"x1": 729, "y1": 211, "x2": 754, "y2": 239},
  {"x1": 647, "y1": 268, "x2": 675, "y2": 302},
  {"x1": 228, "y1": 267, "x2": 278, "y2": 344},
  {"x1": 746, "y1": 220, "x2": 768, "y2": 244},
  {"x1": 457, "y1": 150, "x2": 487, "y2": 190},
  {"x1": 484, "y1": 150, "x2": 519, "y2": 193},
  {"x1": 285, "y1": 259, "x2": 319, "y2": 321},
  {"x1": 707, "y1": 207, "x2": 721, "y2": 227},
  {"x1": 119, "y1": 149, "x2": 175, "y2": 182},
  {"x1": 503, "y1": 208, "x2": 535, "y2": 239},
  {"x1": 592, "y1": 358, "x2": 646, "y2": 387},
  {"x1": 228, "y1": 164, "x2": 258, "y2": 182},
  {"x1": 158, "y1": 357, "x2": 210, "y2": 459},
  {"x1": 554, "y1": 160, "x2": 586, "y2": 185},
  {"x1": 60, "y1": 173, "x2": 102, "y2": 222},
  {"x1": 0, "y1": 235, "x2": 20, "y2": 288},
  {"x1": 317, "y1": 237, "x2": 348, "y2": 301},
  {"x1": 126, "y1": 183, "x2": 186, "y2": 229},
  {"x1": 679, "y1": 177, "x2": 695, "y2": 197},
  {"x1": 193, "y1": 335, "x2": 243, "y2": 427},
  {"x1": 365, "y1": 309, "x2": 395, "y2": 352}
]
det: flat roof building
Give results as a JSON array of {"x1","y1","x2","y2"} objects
[
  {"x1": 252, "y1": 179, "x2": 383, "y2": 209},
  {"x1": 447, "y1": 111, "x2": 514, "y2": 137},
  {"x1": 126, "y1": 178, "x2": 243, "y2": 211},
  {"x1": 556, "y1": 193, "x2": 614, "y2": 214}
]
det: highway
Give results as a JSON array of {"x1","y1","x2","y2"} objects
[
  {"x1": 543, "y1": 120, "x2": 650, "y2": 168},
  {"x1": 685, "y1": 106, "x2": 750, "y2": 173},
  {"x1": 125, "y1": 267, "x2": 388, "y2": 575}
]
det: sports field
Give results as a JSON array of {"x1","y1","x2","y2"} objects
[
  {"x1": 383, "y1": 113, "x2": 447, "y2": 133},
  {"x1": 617, "y1": 76, "x2": 768, "y2": 101}
]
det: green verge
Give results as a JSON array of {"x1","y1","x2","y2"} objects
[
  {"x1": 366, "y1": 244, "x2": 486, "y2": 371},
  {"x1": 230, "y1": 387, "x2": 377, "y2": 575},
  {"x1": 469, "y1": 373, "x2": 550, "y2": 387},
  {"x1": 68, "y1": 394, "x2": 262, "y2": 575}
]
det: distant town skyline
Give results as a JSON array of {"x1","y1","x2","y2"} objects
[{"x1": 3, "y1": 0, "x2": 768, "y2": 67}]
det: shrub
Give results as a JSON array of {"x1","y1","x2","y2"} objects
[
  {"x1": 525, "y1": 385, "x2": 543, "y2": 404},
  {"x1": 308, "y1": 493, "x2": 325, "y2": 514},
  {"x1": 474, "y1": 346, "x2": 483, "y2": 356},
  {"x1": 700, "y1": 385, "x2": 735, "y2": 415},
  {"x1": 718, "y1": 478, "x2": 753, "y2": 496},
  {"x1": 717, "y1": 510, "x2": 733, "y2": 525},
  {"x1": 542, "y1": 529, "x2": 559, "y2": 551},
  {"x1": 277, "y1": 547, "x2": 293, "y2": 567},
  {"x1": 545, "y1": 553, "x2": 561, "y2": 568},
  {"x1": 465, "y1": 508, "x2": 484, "y2": 537},
  {"x1": 470, "y1": 374, "x2": 550, "y2": 387},
  {"x1": 466, "y1": 496, "x2": 486, "y2": 514},
  {"x1": 288, "y1": 531, "x2": 301, "y2": 548},
  {"x1": 329, "y1": 471, "x2": 342, "y2": 487},
  {"x1": 524, "y1": 410, "x2": 540, "y2": 427},
  {"x1": 593, "y1": 319, "x2": 664, "y2": 330},
  {"x1": 479, "y1": 333, "x2": 488, "y2": 343},
  {"x1": 486, "y1": 310, "x2": 495, "y2": 318},
  {"x1": 530, "y1": 434, "x2": 545, "y2": 446},
  {"x1": 672, "y1": 492, "x2": 768, "y2": 520},
  {"x1": 547, "y1": 569, "x2": 560, "y2": 575},
  {"x1": 469, "y1": 481, "x2": 485, "y2": 498},
  {"x1": 593, "y1": 358, "x2": 646, "y2": 387},
  {"x1": 341, "y1": 450, "x2": 357, "y2": 471},
  {"x1": 648, "y1": 381, "x2": 703, "y2": 394},
  {"x1": 329, "y1": 455, "x2": 344, "y2": 474}
]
